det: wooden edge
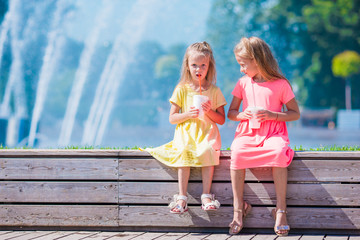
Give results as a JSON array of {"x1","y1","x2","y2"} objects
[
  {"x1": 119, "y1": 150, "x2": 360, "y2": 158},
  {"x1": 0, "y1": 149, "x2": 121, "y2": 157},
  {"x1": 0, "y1": 149, "x2": 359, "y2": 159}
]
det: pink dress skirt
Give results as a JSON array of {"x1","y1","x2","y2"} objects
[{"x1": 230, "y1": 76, "x2": 295, "y2": 170}]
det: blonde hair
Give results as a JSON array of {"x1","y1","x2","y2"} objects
[
  {"x1": 234, "y1": 37, "x2": 292, "y2": 87},
  {"x1": 178, "y1": 41, "x2": 216, "y2": 86}
]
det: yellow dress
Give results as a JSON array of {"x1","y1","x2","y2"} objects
[{"x1": 145, "y1": 83, "x2": 227, "y2": 167}]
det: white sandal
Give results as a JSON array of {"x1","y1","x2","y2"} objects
[
  {"x1": 169, "y1": 194, "x2": 188, "y2": 214},
  {"x1": 201, "y1": 193, "x2": 220, "y2": 211}
]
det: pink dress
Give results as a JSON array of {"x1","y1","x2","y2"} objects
[{"x1": 230, "y1": 76, "x2": 295, "y2": 170}]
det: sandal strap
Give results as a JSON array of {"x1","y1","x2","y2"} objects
[
  {"x1": 203, "y1": 200, "x2": 220, "y2": 208},
  {"x1": 201, "y1": 193, "x2": 214, "y2": 201},
  {"x1": 174, "y1": 194, "x2": 188, "y2": 202},
  {"x1": 169, "y1": 203, "x2": 185, "y2": 212},
  {"x1": 168, "y1": 194, "x2": 188, "y2": 212},
  {"x1": 276, "y1": 209, "x2": 287, "y2": 214},
  {"x1": 276, "y1": 225, "x2": 290, "y2": 231},
  {"x1": 201, "y1": 194, "x2": 220, "y2": 210}
]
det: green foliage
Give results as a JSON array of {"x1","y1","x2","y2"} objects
[
  {"x1": 332, "y1": 50, "x2": 360, "y2": 77},
  {"x1": 300, "y1": 0, "x2": 360, "y2": 108},
  {"x1": 207, "y1": 0, "x2": 360, "y2": 109},
  {"x1": 154, "y1": 54, "x2": 180, "y2": 100},
  {"x1": 155, "y1": 55, "x2": 179, "y2": 79}
]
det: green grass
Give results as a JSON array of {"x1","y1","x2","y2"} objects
[
  {"x1": 293, "y1": 145, "x2": 360, "y2": 151},
  {"x1": 222, "y1": 145, "x2": 360, "y2": 151},
  {"x1": 0, "y1": 145, "x2": 142, "y2": 150}
]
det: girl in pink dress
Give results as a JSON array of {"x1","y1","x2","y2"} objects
[{"x1": 227, "y1": 37, "x2": 300, "y2": 236}]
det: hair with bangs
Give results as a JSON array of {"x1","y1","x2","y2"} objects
[{"x1": 178, "y1": 41, "x2": 216, "y2": 86}]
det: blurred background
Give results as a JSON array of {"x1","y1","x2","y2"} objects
[{"x1": 0, "y1": 0, "x2": 359, "y2": 149}]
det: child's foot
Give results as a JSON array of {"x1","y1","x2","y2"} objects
[
  {"x1": 272, "y1": 209, "x2": 290, "y2": 236},
  {"x1": 229, "y1": 201, "x2": 251, "y2": 235},
  {"x1": 169, "y1": 195, "x2": 188, "y2": 214},
  {"x1": 201, "y1": 193, "x2": 220, "y2": 211}
]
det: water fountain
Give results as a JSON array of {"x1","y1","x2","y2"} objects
[
  {"x1": 0, "y1": 0, "x2": 163, "y2": 148},
  {"x1": 27, "y1": 0, "x2": 70, "y2": 147},
  {"x1": 58, "y1": 0, "x2": 112, "y2": 146},
  {"x1": 82, "y1": 0, "x2": 157, "y2": 146}
]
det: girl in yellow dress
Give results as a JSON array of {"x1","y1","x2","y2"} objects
[{"x1": 145, "y1": 41, "x2": 227, "y2": 214}]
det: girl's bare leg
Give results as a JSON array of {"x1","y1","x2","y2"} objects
[
  {"x1": 272, "y1": 167, "x2": 289, "y2": 234},
  {"x1": 177, "y1": 167, "x2": 190, "y2": 208},
  {"x1": 201, "y1": 166, "x2": 214, "y2": 205},
  {"x1": 230, "y1": 169, "x2": 246, "y2": 225}
]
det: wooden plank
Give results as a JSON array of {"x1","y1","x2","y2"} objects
[
  {"x1": 154, "y1": 232, "x2": 190, "y2": 240},
  {"x1": 201, "y1": 233, "x2": 231, "y2": 240},
  {"x1": 127, "y1": 150, "x2": 360, "y2": 159},
  {"x1": 118, "y1": 158, "x2": 360, "y2": 182},
  {"x1": 299, "y1": 236, "x2": 325, "y2": 240},
  {"x1": 288, "y1": 159, "x2": 360, "y2": 182},
  {"x1": 0, "y1": 182, "x2": 118, "y2": 203},
  {"x1": 162, "y1": 233, "x2": 210, "y2": 240},
  {"x1": 293, "y1": 151, "x2": 360, "y2": 159},
  {"x1": 105, "y1": 232, "x2": 147, "y2": 240},
  {"x1": 222, "y1": 150, "x2": 360, "y2": 159},
  {"x1": 80, "y1": 231, "x2": 131, "y2": 240},
  {"x1": 0, "y1": 149, "x2": 120, "y2": 157},
  {"x1": 53, "y1": 231, "x2": 99, "y2": 240},
  {"x1": 0, "y1": 231, "x2": 12, "y2": 236},
  {"x1": 227, "y1": 234, "x2": 257, "y2": 240},
  {"x1": 0, "y1": 158, "x2": 118, "y2": 180},
  {"x1": 0, "y1": 205, "x2": 118, "y2": 227},
  {"x1": 119, "y1": 206, "x2": 360, "y2": 230},
  {"x1": 118, "y1": 182, "x2": 360, "y2": 206},
  {"x1": 0, "y1": 231, "x2": 33, "y2": 240},
  {"x1": 168, "y1": 233, "x2": 210, "y2": 240},
  {"x1": 4, "y1": 231, "x2": 55, "y2": 240},
  {"x1": 26, "y1": 231, "x2": 78, "y2": 240},
  {"x1": 250, "y1": 235, "x2": 277, "y2": 240},
  {"x1": 0, "y1": 149, "x2": 358, "y2": 159},
  {"x1": 278, "y1": 236, "x2": 302, "y2": 240},
  {"x1": 325, "y1": 236, "x2": 350, "y2": 240},
  {"x1": 130, "y1": 232, "x2": 167, "y2": 239}
]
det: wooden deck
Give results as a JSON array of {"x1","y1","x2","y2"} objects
[
  {"x1": 0, "y1": 231, "x2": 360, "y2": 240},
  {"x1": 0, "y1": 150, "x2": 360, "y2": 235}
]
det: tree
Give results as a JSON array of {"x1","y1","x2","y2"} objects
[
  {"x1": 206, "y1": 0, "x2": 360, "y2": 109},
  {"x1": 332, "y1": 50, "x2": 360, "y2": 109},
  {"x1": 301, "y1": 0, "x2": 360, "y2": 109}
]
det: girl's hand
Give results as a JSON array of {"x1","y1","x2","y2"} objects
[
  {"x1": 238, "y1": 108, "x2": 252, "y2": 120},
  {"x1": 188, "y1": 106, "x2": 199, "y2": 118},
  {"x1": 256, "y1": 110, "x2": 277, "y2": 122},
  {"x1": 202, "y1": 100, "x2": 212, "y2": 114}
]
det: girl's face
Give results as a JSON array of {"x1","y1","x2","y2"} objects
[
  {"x1": 188, "y1": 52, "x2": 209, "y2": 82},
  {"x1": 235, "y1": 54, "x2": 260, "y2": 79}
]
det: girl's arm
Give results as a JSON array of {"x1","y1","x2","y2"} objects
[
  {"x1": 257, "y1": 98, "x2": 300, "y2": 122},
  {"x1": 278, "y1": 98, "x2": 300, "y2": 122},
  {"x1": 227, "y1": 96, "x2": 252, "y2": 121},
  {"x1": 204, "y1": 103, "x2": 226, "y2": 125},
  {"x1": 169, "y1": 103, "x2": 199, "y2": 125}
]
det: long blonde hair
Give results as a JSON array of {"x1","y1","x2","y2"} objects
[
  {"x1": 178, "y1": 41, "x2": 216, "y2": 86},
  {"x1": 234, "y1": 37, "x2": 292, "y2": 87}
]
